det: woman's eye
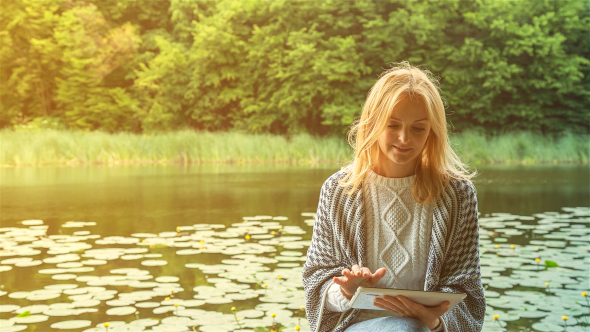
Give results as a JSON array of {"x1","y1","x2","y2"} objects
[{"x1": 387, "y1": 125, "x2": 399, "y2": 128}]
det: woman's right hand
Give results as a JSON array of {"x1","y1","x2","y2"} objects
[{"x1": 332, "y1": 265, "x2": 387, "y2": 300}]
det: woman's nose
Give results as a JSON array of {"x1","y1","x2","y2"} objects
[{"x1": 398, "y1": 128, "x2": 410, "y2": 143}]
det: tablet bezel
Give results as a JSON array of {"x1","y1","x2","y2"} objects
[{"x1": 349, "y1": 286, "x2": 467, "y2": 311}]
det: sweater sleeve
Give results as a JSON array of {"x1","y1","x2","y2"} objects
[
  {"x1": 438, "y1": 180, "x2": 486, "y2": 332},
  {"x1": 325, "y1": 283, "x2": 352, "y2": 312}
]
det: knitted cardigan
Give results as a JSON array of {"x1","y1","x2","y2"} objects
[{"x1": 302, "y1": 169, "x2": 486, "y2": 332}]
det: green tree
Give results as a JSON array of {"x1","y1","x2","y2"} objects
[{"x1": 53, "y1": 3, "x2": 141, "y2": 131}]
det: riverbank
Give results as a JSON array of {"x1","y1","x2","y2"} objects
[{"x1": 0, "y1": 129, "x2": 587, "y2": 166}]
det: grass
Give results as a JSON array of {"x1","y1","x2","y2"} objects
[{"x1": 0, "y1": 129, "x2": 587, "y2": 166}]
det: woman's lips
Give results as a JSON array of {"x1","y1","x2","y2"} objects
[{"x1": 394, "y1": 145, "x2": 412, "y2": 152}]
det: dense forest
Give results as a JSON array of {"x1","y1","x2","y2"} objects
[{"x1": 1, "y1": 0, "x2": 589, "y2": 135}]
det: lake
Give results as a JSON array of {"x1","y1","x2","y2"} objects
[{"x1": 0, "y1": 164, "x2": 588, "y2": 331}]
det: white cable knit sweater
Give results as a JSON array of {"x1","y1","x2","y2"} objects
[{"x1": 324, "y1": 170, "x2": 445, "y2": 331}]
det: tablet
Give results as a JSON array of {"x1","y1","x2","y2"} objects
[{"x1": 349, "y1": 286, "x2": 467, "y2": 311}]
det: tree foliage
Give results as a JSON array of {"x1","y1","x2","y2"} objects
[{"x1": 1, "y1": 0, "x2": 588, "y2": 135}]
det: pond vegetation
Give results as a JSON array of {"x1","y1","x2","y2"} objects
[
  {"x1": 1, "y1": 129, "x2": 588, "y2": 166},
  {"x1": 0, "y1": 207, "x2": 588, "y2": 331}
]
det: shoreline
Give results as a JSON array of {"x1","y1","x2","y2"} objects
[{"x1": 1, "y1": 129, "x2": 588, "y2": 167}]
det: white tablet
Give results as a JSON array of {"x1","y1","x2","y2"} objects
[{"x1": 349, "y1": 286, "x2": 467, "y2": 311}]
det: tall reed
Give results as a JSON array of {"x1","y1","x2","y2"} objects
[{"x1": 0, "y1": 129, "x2": 587, "y2": 166}]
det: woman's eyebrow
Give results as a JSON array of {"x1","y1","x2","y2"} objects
[{"x1": 390, "y1": 117, "x2": 429, "y2": 122}]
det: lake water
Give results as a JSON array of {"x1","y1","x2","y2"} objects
[{"x1": 0, "y1": 164, "x2": 588, "y2": 331}]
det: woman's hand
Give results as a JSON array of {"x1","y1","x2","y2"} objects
[
  {"x1": 332, "y1": 265, "x2": 387, "y2": 300},
  {"x1": 374, "y1": 295, "x2": 450, "y2": 330}
]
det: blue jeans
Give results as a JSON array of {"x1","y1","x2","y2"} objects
[{"x1": 344, "y1": 316, "x2": 431, "y2": 332}]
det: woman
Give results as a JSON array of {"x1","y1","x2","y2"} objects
[{"x1": 302, "y1": 62, "x2": 485, "y2": 332}]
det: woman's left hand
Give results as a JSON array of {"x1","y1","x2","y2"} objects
[{"x1": 373, "y1": 295, "x2": 450, "y2": 330}]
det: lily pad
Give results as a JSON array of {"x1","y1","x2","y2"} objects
[
  {"x1": 141, "y1": 260, "x2": 167, "y2": 266},
  {"x1": 10, "y1": 315, "x2": 49, "y2": 323},
  {"x1": 51, "y1": 320, "x2": 92, "y2": 329},
  {"x1": 105, "y1": 306, "x2": 137, "y2": 316}
]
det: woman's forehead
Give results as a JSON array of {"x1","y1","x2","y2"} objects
[{"x1": 388, "y1": 96, "x2": 429, "y2": 120}]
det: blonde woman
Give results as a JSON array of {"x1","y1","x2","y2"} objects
[{"x1": 302, "y1": 62, "x2": 485, "y2": 332}]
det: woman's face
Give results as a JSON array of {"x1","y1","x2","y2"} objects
[{"x1": 375, "y1": 96, "x2": 431, "y2": 178}]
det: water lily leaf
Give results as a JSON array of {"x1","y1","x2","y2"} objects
[
  {"x1": 156, "y1": 276, "x2": 180, "y2": 283},
  {"x1": 1, "y1": 326, "x2": 26, "y2": 332},
  {"x1": 105, "y1": 306, "x2": 137, "y2": 316},
  {"x1": 10, "y1": 314, "x2": 49, "y2": 323},
  {"x1": 43, "y1": 309, "x2": 79, "y2": 316},
  {"x1": 0, "y1": 305, "x2": 20, "y2": 313},
  {"x1": 51, "y1": 320, "x2": 92, "y2": 329},
  {"x1": 128, "y1": 318, "x2": 159, "y2": 327},
  {"x1": 141, "y1": 260, "x2": 167, "y2": 266},
  {"x1": 544, "y1": 260, "x2": 559, "y2": 267},
  {"x1": 21, "y1": 220, "x2": 43, "y2": 226},
  {"x1": 531, "y1": 322, "x2": 564, "y2": 332},
  {"x1": 72, "y1": 299, "x2": 101, "y2": 308},
  {"x1": 15, "y1": 311, "x2": 30, "y2": 317}
]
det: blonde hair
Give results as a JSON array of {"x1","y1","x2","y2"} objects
[{"x1": 339, "y1": 61, "x2": 475, "y2": 204}]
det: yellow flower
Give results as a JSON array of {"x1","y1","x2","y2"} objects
[
  {"x1": 271, "y1": 231, "x2": 276, "y2": 235},
  {"x1": 495, "y1": 245, "x2": 499, "y2": 249},
  {"x1": 493, "y1": 314, "x2": 499, "y2": 320},
  {"x1": 562, "y1": 316, "x2": 568, "y2": 321},
  {"x1": 199, "y1": 240, "x2": 204, "y2": 244},
  {"x1": 237, "y1": 318, "x2": 242, "y2": 321},
  {"x1": 583, "y1": 292, "x2": 588, "y2": 297},
  {"x1": 277, "y1": 276, "x2": 282, "y2": 280},
  {"x1": 170, "y1": 289, "x2": 174, "y2": 293},
  {"x1": 271, "y1": 313, "x2": 276, "y2": 317},
  {"x1": 484, "y1": 249, "x2": 488, "y2": 253},
  {"x1": 535, "y1": 258, "x2": 540, "y2": 262},
  {"x1": 295, "y1": 326, "x2": 301, "y2": 331},
  {"x1": 510, "y1": 244, "x2": 515, "y2": 249},
  {"x1": 231, "y1": 307, "x2": 236, "y2": 311},
  {"x1": 176, "y1": 226, "x2": 180, "y2": 232},
  {"x1": 104, "y1": 322, "x2": 110, "y2": 327},
  {"x1": 300, "y1": 306, "x2": 305, "y2": 312},
  {"x1": 545, "y1": 282, "x2": 549, "y2": 287},
  {"x1": 174, "y1": 303, "x2": 179, "y2": 307},
  {"x1": 263, "y1": 283, "x2": 268, "y2": 288},
  {"x1": 165, "y1": 297, "x2": 170, "y2": 301},
  {"x1": 245, "y1": 235, "x2": 251, "y2": 240}
]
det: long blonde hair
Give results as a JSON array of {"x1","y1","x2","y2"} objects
[{"x1": 339, "y1": 61, "x2": 475, "y2": 204}]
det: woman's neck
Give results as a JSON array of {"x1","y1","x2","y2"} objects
[{"x1": 373, "y1": 159, "x2": 417, "y2": 178}]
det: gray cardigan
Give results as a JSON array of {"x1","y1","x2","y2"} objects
[{"x1": 302, "y1": 169, "x2": 486, "y2": 332}]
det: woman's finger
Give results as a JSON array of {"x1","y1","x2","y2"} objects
[
  {"x1": 332, "y1": 276, "x2": 347, "y2": 286},
  {"x1": 430, "y1": 301, "x2": 450, "y2": 316},
  {"x1": 351, "y1": 264, "x2": 361, "y2": 277},
  {"x1": 360, "y1": 266, "x2": 371, "y2": 278},
  {"x1": 396, "y1": 295, "x2": 424, "y2": 316},
  {"x1": 367, "y1": 267, "x2": 387, "y2": 286},
  {"x1": 375, "y1": 298, "x2": 408, "y2": 316},
  {"x1": 341, "y1": 268, "x2": 351, "y2": 276},
  {"x1": 382, "y1": 296, "x2": 413, "y2": 315},
  {"x1": 373, "y1": 301, "x2": 398, "y2": 313}
]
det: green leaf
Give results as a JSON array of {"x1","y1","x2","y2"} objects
[
  {"x1": 544, "y1": 260, "x2": 558, "y2": 267},
  {"x1": 16, "y1": 311, "x2": 31, "y2": 317}
]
